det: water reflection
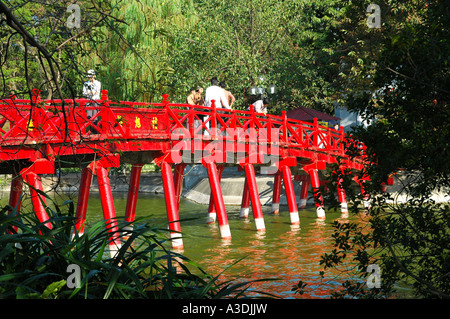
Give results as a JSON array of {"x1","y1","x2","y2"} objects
[
  {"x1": 180, "y1": 207, "x2": 347, "y2": 298},
  {"x1": 0, "y1": 191, "x2": 365, "y2": 298}
]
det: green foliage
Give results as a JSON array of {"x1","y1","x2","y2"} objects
[
  {"x1": 1, "y1": 1, "x2": 94, "y2": 99},
  {"x1": 3, "y1": 0, "x2": 449, "y2": 300},
  {"x1": 0, "y1": 195, "x2": 274, "y2": 299},
  {"x1": 168, "y1": 0, "x2": 348, "y2": 113},
  {"x1": 315, "y1": 0, "x2": 450, "y2": 299},
  {"x1": 2, "y1": 0, "x2": 351, "y2": 116},
  {"x1": 85, "y1": 0, "x2": 198, "y2": 102}
]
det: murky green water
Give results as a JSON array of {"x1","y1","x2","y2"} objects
[{"x1": 2, "y1": 188, "x2": 376, "y2": 298}]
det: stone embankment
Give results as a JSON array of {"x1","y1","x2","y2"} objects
[{"x1": 1, "y1": 166, "x2": 448, "y2": 206}]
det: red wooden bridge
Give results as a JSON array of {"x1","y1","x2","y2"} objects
[{"x1": 1, "y1": 89, "x2": 368, "y2": 256}]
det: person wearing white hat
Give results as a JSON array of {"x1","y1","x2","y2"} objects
[
  {"x1": 82, "y1": 70, "x2": 102, "y2": 133},
  {"x1": 82, "y1": 70, "x2": 101, "y2": 100}
]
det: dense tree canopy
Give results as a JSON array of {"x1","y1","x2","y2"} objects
[{"x1": 319, "y1": 0, "x2": 450, "y2": 298}]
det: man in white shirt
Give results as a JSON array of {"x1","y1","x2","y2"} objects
[
  {"x1": 203, "y1": 77, "x2": 230, "y2": 135},
  {"x1": 204, "y1": 77, "x2": 229, "y2": 109}
]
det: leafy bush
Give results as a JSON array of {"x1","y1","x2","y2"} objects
[{"x1": 0, "y1": 196, "x2": 273, "y2": 299}]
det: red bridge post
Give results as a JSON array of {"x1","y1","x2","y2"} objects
[
  {"x1": 239, "y1": 177, "x2": 250, "y2": 219},
  {"x1": 22, "y1": 171, "x2": 52, "y2": 230},
  {"x1": 204, "y1": 160, "x2": 231, "y2": 240},
  {"x1": 206, "y1": 164, "x2": 224, "y2": 224},
  {"x1": 124, "y1": 164, "x2": 144, "y2": 236},
  {"x1": 243, "y1": 163, "x2": 266, "y2": 232},
  {"x1": 74, "y1": 167, "x2": 93, "y2": 237},
  {"x1": 160, "y1": 161, "x2": 184, "y2": 250},
  {"x1": 280, "y1": 165, "x2": 300, "y2": 226},
  {"x1": 299, "y1": 175, "x2": 310, "y2": 209},
  {"x1": 337, "y1": 177, "x2": 348, "y2": 217},
  {"x1": 308, "y1": 168, "x2": 326, "y2": 219},
  {"x1": 95, "y1": 165, "x2": 122, "y2": 258},
  {"x1": 174, "y1": 164, "x2": 187, "y2": 210},
  {"x1": 271, "y1": 171, "x2": 282, "y2": 214}
]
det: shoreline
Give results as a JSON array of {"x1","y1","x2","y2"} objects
[{"x1": 1, "y1": 168, "x2": 448, "y2": 206}]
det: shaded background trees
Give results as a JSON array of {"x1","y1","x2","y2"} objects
[{"x1": 320, "y1": 0, "x2": 449, "y2": 298}]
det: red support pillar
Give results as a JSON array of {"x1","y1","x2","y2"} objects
[
  {"x1": 206, "y1": 165, "x2": 223, "y2": 224},
  {"x1": 124, "y1": 164, "x2": 144, "y2": 236},
  {"x1": 337, "y1": 177, "x2": 348, "y2": 216},
  {"x1": 299, "y1": 176, "x2": 310, "y2": 209},
  {"x1": 23, "y1": 172, "x2": 52, "y2": 230},
  {"x1": 160, "y1": 161, "x2": 184, "y2": 250},
  {"x1": 207, "y1": 194, "x2": 216, "y2": 224},
  {"x1": 240, "y1": 177, "x2": 250, "y2": 219},
  {"x1": 309, "y1": 169, "x2": 326, "y2": 219},
  {"x1": 244, "y1": 163, "x2": 265, "y2": 232},
  {"x1": 174, "y1": 164, "x2": 187, "y2": 210},
  {"x1": 205, "y1": 161, "x2": 231, "y2": 240},
  {"x1": 74, "y1": 167, "x2": 92, "y2": 237},
  {"x1": 206, "y1": 165, "x2": 224, "y2": 224},
  {"x1": 280, "y1": 165, "x2": 300, "y2": 225},
  {"x1": 95, "y1": 165, "x2": 122, "y2": 257},
  {"x1": 9, "y1": 174, "x2": 23, "y2": 213},
  {"x1": 271, "y1": 171, "x2": 282, "y2": 214},
  {"x1": 8, "y1": 174, "x2": 23, "y2": 233}
]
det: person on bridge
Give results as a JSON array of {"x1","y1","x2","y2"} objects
[
  {"x1": 204, "y1": 77, "x2": 229, "y2": 109},
  {"x1": 204, "y1": 77, "x2": 229, "y2": 135},
  {"x1": 219, "y1": 81, "x2": 236, "y2": 109},
  {"x1": 186, "y1": 87, "x2": 196, "y2": 105},
  {"x1": 251, "y1": 96, "x2": 270, "y2": 115},
  {"x1": 82, "y1": 69, "x2": 101, "y2": 133},
  {"x1": 83, "y1": 70, "x2": 101, "y2": 101},
  {"x1": 194, "y1": 86, "x2": 204, "y2": 105}
]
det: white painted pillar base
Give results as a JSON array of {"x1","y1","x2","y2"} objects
[
  {"x1": 170, "y1": 233, "x2": 184, "y2": 250},
  {"x1": 316, "y1": 207, "x2": 326, "y2": 219},
  {"x1": 290, "y1": 211, "x2": 300, "y2": 225},
  {"x1": 219, "y1": 224, "x2": 232, "y2": 240},
  {"x1": 254, "y1": 217, "x2": 266, "y2": 232},
  {"x1": 122, "y1": 225, "x2": 133, "y2": 241},
  {"x1": 206, "y1": 212, "x2": 216, "y2": 224},
  {"x1": 240, "y1": 207, "x2": 249, "y2": 219},
  {"x1": 271, "y1": 203, "x2": 280, "y2": 214},
  {"x1": 109, "y1": 243, "x2": 121, "y2": 259},
  {"x1": 71, "y1": 231, "x2": 84, "y2": 241},
  {"x1": 298, "y1": 198, "x2": 307, "y2": 209}
]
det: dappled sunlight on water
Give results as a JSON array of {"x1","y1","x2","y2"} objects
[{"x1": 174, "y1": 203, "x2": 363, "y2": 299}]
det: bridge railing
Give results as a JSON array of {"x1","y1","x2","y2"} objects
[
  {"x1": 0, "y1": 91, "x2": 366, "y2": 165},
  {"x1": 163, "y1": 100, "x2": 349, "y2": 157}
]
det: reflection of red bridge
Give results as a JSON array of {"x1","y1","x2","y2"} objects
[{"x1": 1, "y1": 89, "x2": 367, "y2": 255}]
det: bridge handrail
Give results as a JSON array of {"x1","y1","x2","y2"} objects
[{"x1": 0, "y1": 93, "x2": 366, "y2": 165}]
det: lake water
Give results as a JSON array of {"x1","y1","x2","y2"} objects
[{"x1": 1, "y1": 188, "x2": 381, "y2": 298}]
